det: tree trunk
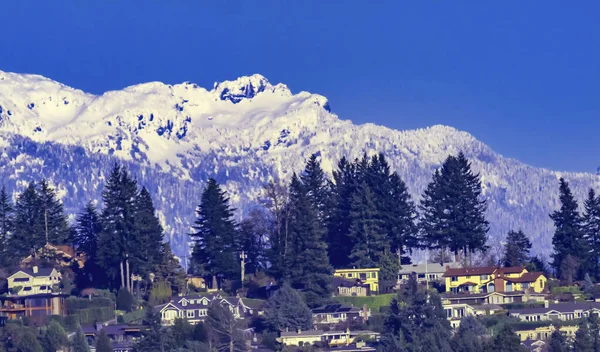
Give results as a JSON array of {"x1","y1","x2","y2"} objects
[
  {"x1": 126, "y1": 258, "x2": 131, "y2": 292},
  {"x1": 120, "y1": 261, "x2": 125, "y2": 289}
]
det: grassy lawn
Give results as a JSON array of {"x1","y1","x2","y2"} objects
[{"x1": 333, "y1": 294, "x2": 395, "y2": 311}]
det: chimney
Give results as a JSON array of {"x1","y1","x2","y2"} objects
[
  {"x1": 32, "y1": 266, "x2": 38, "y2": 274},
  {"x1": 544, "y1": 300, "x2": 549, "y2": 308},
  {"x1": 297, "y1": 328, "x2": 301, "y2": 334},
  {"x1": 95, "y1": 322, "x2": 103, "y2": 332}
]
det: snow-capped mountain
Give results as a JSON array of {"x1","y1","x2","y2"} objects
[{"x1": 0, "y1": 70, "x2": 598, "y2": 258}]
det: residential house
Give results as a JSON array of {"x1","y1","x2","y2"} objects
[
  {"x1": 521, "y1": 339, "x2": 547, "y2": 352},
  {"x1": 333, "y1": 268, "x2": 379, "y2": 293},
  {"x1": 0, "y1": 293, "x2": 67, "y2": 325},
  {"x1": 83, "y1": 323, "x2": 143, "y2": 352},
  {"x1": 7, "y1": 266, "x2": 62, "y2": 296},
  {"x1": 398, "y1": 262, "x2": 461, "y2": 285},
  {"x1": 333, "y1": 277, "x2": 370, "y2": 297},
  {"x1": 312, "y1": 304, "x2": 370, "y2": 325},
  {"x1": 441, "y1": 291, "x2": 546, "y2": 306},
  {"x1": 443, "y1": 303, "x2": 503, "y2": 328},
  {"x1": 515, "y1": 325, "x2": 578, "y2": 342},
  {"x1": 509, "y1": 302, "x2": 600, "y2": 322},
  {"x1": 156, "y1": 294, "x2": 259, "y2": 326},
  {"x1": 444, "y1": 266, "x2": 547, "y2": 294},
  {"x1": 277, "y1": 328, "x2": 380, "y2": 347},
  {"x1": 329, "y1": 342, "x2": 377, "y2": 351}
]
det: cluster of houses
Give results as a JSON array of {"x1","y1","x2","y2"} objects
[{"x1": 5, "y1": 242, "x2": 600, "y2": 351}]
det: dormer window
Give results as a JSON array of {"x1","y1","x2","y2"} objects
[{"x1": 182, "y1": 301, "x2": 187, "y2": 306}]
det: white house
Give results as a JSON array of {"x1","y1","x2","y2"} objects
[
  {"x1": 156, "y1": 294, "x2": 259, "y2": 326},
  {"x1": 7, "y1": 266, "x2": 61, "y2": 296}
]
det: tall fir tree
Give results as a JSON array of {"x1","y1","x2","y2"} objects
[
  {"x1": 583, "y1": 188, "x2": 600, "y2": 281},
  {"x1": 11, "y1": 182, "x2": 45, "y2": 259},
  {"x1": 74, "y1": 202, "x2": 102, "y2": 259},
  {"x1": 327, "y1": 157, "x2": 357, "y2": 268},
  {"x1": 386, "y1": 172, "x2": 418, "y2": 263},
  {"x1": 0, "y1": 186, "x2": 14, "y2": 266},
  {"x1": 348, "y1": 182, "x2": 387, "y2": 268},
  {"x1": 551, "y1": 178, "x2": 587, "y2": 280},
  {"x1": 419, "y1": 152, "x2": 489, "y2": 260},
  {"x1": 37, "y1": 180, "x2": 71, "y2": 245},
  {"x1": 96, "y1": 165, "x2": 139, "y2": 289},
  {"x1": 382, "y1": 274, "x2": 451, "y2": 352},
  {"x1": 502, "y1": 230, "x2": 532, "y2": 267},
  {"x1": 286, "y1": 173, "x2": 333, "y2": 307},
  {"x1": 131, "y1": 187, "x2": 165, "y2": 280},
  {"x1": 548, "y1": 327, "x2": 568, "y2": 352},
  {"x1": 190, "y1": 179, "x2": 240, "y2": 287},
  {"x1": 300, "y1": 153, "x2": 329, "y2": 222}
]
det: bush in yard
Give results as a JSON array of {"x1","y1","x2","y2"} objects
[{"x1": 116, "y1": 288, "x2": 134, "y2": 312}]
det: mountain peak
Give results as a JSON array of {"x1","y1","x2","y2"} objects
[{"x1": 212, "y1": 74, "x2": 286, "y2": 104}]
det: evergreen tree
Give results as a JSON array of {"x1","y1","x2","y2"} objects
[
  {"x1": 386, "y1": 172, "x2": 418, "y2": 263},
  {"x1": 190, "y1": 179, "x2": 240, "y2": 287},
  {"x1": 43, "y1": 320, "x2": 68, "y2": 352},
  {"x1": 134, "y1": 310, "x2": 170, "y2": 352},
  {"x1": 37, "y1": 180, "x2": 71, "y2": 245},
  {"x1": 382, "y1": 275, "x2": 451, "y2": 352},
  {"x1": 419, "y1": 153, "x2": 489, "y2": 260},
  {"x1": 72, "y1": 326, "x2": 90, "y2": 352},
  {"x1": 548, "y1": 328, "x2": 568, "y2": 352},
  {"x1": 0, "y1": 186, "x2": 14, "y2": 266},
  {"x1": 484, "y1": 324, "x2": 525, "y2": 352},
  {"x1": 16, "y1": 331, "x2": 43, "y2": 352},
  {"x1": 74, "y1": 202, "x2": 106, "y2": 288},
  {"x1": 11, "y1": 182, "x2": 44, "y2": 258},
  {"x1": 551, "y1": 178, "x2": 587, "y2": 280},
  {"x1": 348, "y1": 182, "x2": 387, "y2": 268},
  {"x1": 153, "y1": 243, "x2": 186, "y2": 295},
  {"x1": 95, "y1": 329, "x2": 113, "y2": 352},
  {"x1": 327, "y1": 157, "x2": 357, "y2": 268},
  {"x1": 299, "y1": 153, "x2": 329, "y2": 222},
  {"x1": 287, "y1": 173, "x2": 333, "y2": 307},
  {"x1": 117, "y1": 288, "x2": 134, "y2": 312},
  {"x1": 131, "y1": 187, "x2": 165, "y2": 280},
  {"x1": 263, "y1": 283, "x2": 313, "y2": 332},
  {"x1": 583, "y1": 189, "x2": 600, "y2": 281},
  {"x1": 97, "y1": 165, "x2": 139, "y2": 289},
  {"x1": 502, "y1": 230, "x2": 532, "y2": 267},
  {"x1": 450, "y1": 316, "x2": 486, "y2": 352},
  {"x1": 574, "y1": 317, "x2": 593, "y2": 352},
  {"x1": 74, "y1": 202, "x2": 102, "y2": 258}
]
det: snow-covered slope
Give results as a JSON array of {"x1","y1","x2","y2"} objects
[{"x1": 0, "y1": 70, "x2": 598, "y2": 257}]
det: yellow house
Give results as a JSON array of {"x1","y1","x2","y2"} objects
[
  {"x1": 333, "y1": 268, "x2": 380, "y2": 293},
  {"x1": 516, "y1": 325, "x2": 578, "y2": 341},
  {"x1": 7, "y1": 266, "x2": 62, "y2": 296},
  {"x1": 444, "y1": 266, "x2": 547, "y2": 294}
]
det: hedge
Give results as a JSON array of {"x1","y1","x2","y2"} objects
[
  {"x1": 65, "y1": 307, "x2": 114, "y2": 330},
  {"x1": 66, "y1": 297, "x2": 113, "y2": 312}
]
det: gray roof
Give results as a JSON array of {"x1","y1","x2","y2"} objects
[
  {"x1": 398, "y1": 262, "x2": 461, "y2": 275},
  {"x1": 510, "y1": 302, "x2": 600, "y2": 315},
  {"x1": 14, "y1": 267, "x2": 56, "y2": 278},
  {"x1": 280, "y1": 330, "x2": 379, "y2": 338}
]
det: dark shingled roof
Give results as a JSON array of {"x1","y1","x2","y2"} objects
[
  {"x1": 505, "y1": 272, "x2": 544, "y2": 283},
  {"x1": 510, "y1": 302, "x2": 600, "y2": 315},
  {"x1": 14, "y1": 267, "x2": 56, "y2": 277},
  {"x1": 312, "y1": 304, "x2": 361, "y2": 314},
  {"x1": 443, "y1": 267, "x2": 496, "y2": 277}
]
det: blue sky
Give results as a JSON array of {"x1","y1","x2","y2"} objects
[{"x1": 1, "y1": 1, "x2": 599, "y2": 172}]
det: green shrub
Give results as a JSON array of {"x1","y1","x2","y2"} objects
[
  {"x1": 551, "y1": 286, "x2": 581, "y2": 294},
  {"x1": 120, "y1": 309, "x2": 145, "y2": 324},
  {"x1": 65, "y1": 307, "x2": 114, "y2": 330},
  {"x1": 66, "y1": 297, "x2": 113, "y2": 312},
  {"x1": 116, "y1": 289, "x2": 134, "y2": 312}
]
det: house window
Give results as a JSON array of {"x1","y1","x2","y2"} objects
[
  {"x1": 372, "y1": 272, "x2": 377, "y2": 279},
  {"x1": 347, "y1": 273, "x2": 352, "y2": 278},
  {"x1": 187, "y1": 310, "x2": 195, "y2": 318},
  {"x1": 451, "y1": 276, "x2": 458, "y2": 282},
  {"x1": 481, "y1": 275, "x2": 488, "y2": 280},
  {"x1": 523, "y1": 283, "x2": 530, "y2": 289},
  {"x1": 418, "y1": 274, "x2": 425, "y2": 279},
  {"x1": 182, "y1": 301, "x2": 187, "y2": 306},
  {"x1": 506, "y1": 282, "x2": 513, "y2": 292},
  {"x1": 14, "y1": 278, "x2": 29, "y2": 282}
]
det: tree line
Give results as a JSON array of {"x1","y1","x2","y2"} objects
[
  {"x1": 0, "y1": 164, "x2": 185, "y2": 298},
  {"x1": 190, "y1": 151, "x2": 490, "y2": 306}
]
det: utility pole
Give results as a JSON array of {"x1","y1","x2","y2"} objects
[{"x1": 240, "y1": 250, "x2": 247, "y2": 284}]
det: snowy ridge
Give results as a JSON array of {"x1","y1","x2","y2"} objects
[{"x1": 0, "y1": 69, "x2": 599, "y2": 257}]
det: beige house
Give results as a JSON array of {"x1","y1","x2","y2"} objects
[
  {"x1": 277, "y1": 329, "x2": 380, "y2": 347},
  {"x1": 7, "y1": 266, "x2": 61, "y2": 296},
  {"x1": 443, "y1": 303, "x2": 503, "y2": 328},
  {"x1": 509, "y1": 302, "x2": 600, "y2": 322}
]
